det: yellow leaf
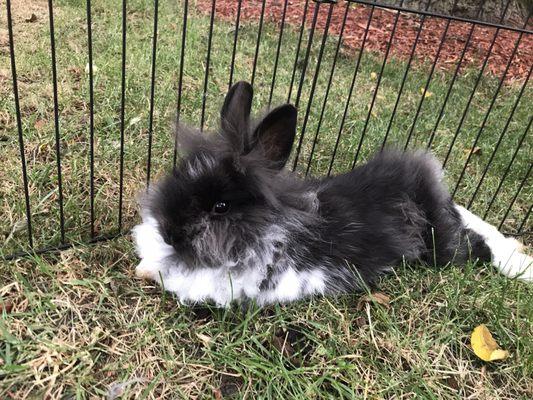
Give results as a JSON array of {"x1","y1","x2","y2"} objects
[
  {"x1": 370, "y1": 72, "x2": 377, "y2": 80},
  {"x1": 420, "y1": 88, "x2": 433, "y2": 98},
  {"x1": 470, "y1": 324, "x2": 509, "y2": 362}
]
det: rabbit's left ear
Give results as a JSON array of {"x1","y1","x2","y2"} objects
[
  {"x1": 250, "y1": 104, "x2": 297, "y2": 169},
  {"x1": 220, "y1": 81, "x2": 253, "y2": 151}
]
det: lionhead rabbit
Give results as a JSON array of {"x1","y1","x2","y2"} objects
[{"x1": 132, "y1": 81, "x2": 532, "y2": 307}]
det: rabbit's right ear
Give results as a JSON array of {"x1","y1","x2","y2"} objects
[
  {"x1": 220, "y1": 81, "x2": 253, "y2": 151},
  {"x1": 250, "y1": 104, "x2": 297, "y2": 169}
]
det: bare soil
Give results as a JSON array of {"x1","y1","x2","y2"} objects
[{"x1": 196, "y1": 0, "x2": 532, "y2": 83}]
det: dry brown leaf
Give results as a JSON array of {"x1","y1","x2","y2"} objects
[
  {"x1": 463, "y1": 146, "x2": 482, "y2": 155},
  {"x1": 196, "y1": 332, "x2": 212, "y2": 347},
  {"x1": 0, "y1": 302, "x2": 13, "y2": 314},
  {"x1": 354, "y1": 316, "x2": 367, "y2": 328},
  {"x1": 25, "y1": 14, "x2": 38, "y2": 23},
  {"x1": 213, "y1": 388, "x2": 223, "y2": 400},
  {"x1": 356, "y1": 292, "x2": 391, "y2": 310},
  {"x1": 272, "y1": 332, "x2": 295, "y2": 360},
  {"x1": 34, "y1": 119, "x2": 46, "y2": 130}
]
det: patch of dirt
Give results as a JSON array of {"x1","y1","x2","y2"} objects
[
  {"x1": 195, "y1": 0, "x2": 532, "y2": 83},
  {"x1": 0, "y1": 0, "x2": 49, "y2": 49}
]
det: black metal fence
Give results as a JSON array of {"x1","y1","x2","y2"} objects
[{"x1": 2, "y1": 0, "x2": 531, "y2": 259}]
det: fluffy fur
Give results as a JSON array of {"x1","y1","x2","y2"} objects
[{"x1": 132, "y1": 81, "x2": 532, "y2": 307}]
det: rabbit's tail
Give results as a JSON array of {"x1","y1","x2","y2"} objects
[{"x1": 455, "y1": 205, "x2": 532, "y2": 281}]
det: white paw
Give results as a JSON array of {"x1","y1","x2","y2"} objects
[
  {"x1": 135, "y1": 260, "x2": 157, "y2": 281},
  {"x1": 505, "y1": 237, "x2": 525, "y2": 252},
  {"x1": 496, "y1": 251, "x2": 533, "y2": 282}
]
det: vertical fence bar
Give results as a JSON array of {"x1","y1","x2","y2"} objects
[
  {"x1": 288, "y1": 0, "x2": 310, "y2": 102},
  {"x1": 200, "y1": 0, "x2": 216, "y2": 132},
  {"x1": 425, "y1": 1, "x2": 486, "y2": 150},
  {"x1": 251, "y1": 0, "x2": 266, "y2": 87},
  {"x1": 517, "y1": 204, "x2": 532, "y2": 234},
  {"x1": 403, "y1": 0, "x2": 459, "y2": 150},
  {"x1": 451, "y1": 27, "x2": 528, "y2": 199},
  {"x1": 442, "y1": 1, "x2": 514, "y2": 169},
  {"x1": 305, "y1": 2, "x2": 350, "y2": 175},
  {"x1": 173, "y1": 0, "x2": 189, "y2": 166},
  {"x1": 47, "y1": 0, "x2": 66, "y2": 243},
  {"x1": 352, "y1": 0, "x2": 405, "y2": 167},
  {"x1": 86, "y1": 0, "x2": 96, "y2": 238},
  {"x1": 466, "y1": 64, "x2": 532, "y2": 209},
  {"x1": 483, "y1": 116, "x2": 531, "y2": 220},
  {"x1": 327, "y1": 5, "x2": 375, "y2": 176},
  {"x1": 6, "y1": 0, "x2": 33, "y2": 248},
  {"x1": 381, "y1": 9, "x2": 428, "y2": 148},
  {"x1": 293, "y1": 3, "x2": 333, "y2": 171},
  {"x1": 118, "y1": 0, "x2": 127, "y2": 231},
  {"x1": 498, "y1": 163, "x2": 532, "y2": 231},
  {"x1": 146, "y1": 0, "x2": 159, "y2": 186},
  {"x1": 228, "y1": 0, "x2": 242, "y2": 89},
  {"x1": 268, "y1": 0, "x2": 289, "y2": 107},
  {"x1": 426, "y1": 30, "x2": 474, "y2": 148},
  {"x1": 293, "y1": 1, "x2": 321, "y2": 110}
]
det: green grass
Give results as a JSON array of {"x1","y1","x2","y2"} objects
[
  {"x1": 1, "y1": 239, "x2": 532, "y2": 398},
  {"x1": 1, "y1": 0, "x2": 532, "y2": 398}
]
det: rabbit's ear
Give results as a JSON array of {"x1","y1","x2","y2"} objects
[
  {"x1": 251, "y1": 104, "x2": 297, "y2": 169},
  {"x1": 220, "y1": 81, "x2": 253, "y2": 151}
]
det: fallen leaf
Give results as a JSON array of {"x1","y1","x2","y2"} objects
[
  {"x1": 34, "y1": 119, "x2": 46, "y2": 130},
  {"x1": 370, "y1": 72, "x2": 377, "y2": 80},
  {"x1": 271, "y1": 325, "x2": 312, "y2": 367},
  {"x1": 463, "y1": 146, "x2": 482, "y2": 155},
  {"x1": 25, "y1": 14, "x2": 38, "y2": 23},
  {"x1": 470, "y1": 324, "x2": 509, "y2": 362},
  {"x1": 5, "y1": 219, "x2": 27, "y2": 244},
  {"x1": 196, "y1": 332, "x2": 212, "y2": 347},
  {"x1": 213, "y1": 388, "x2": 223, "y2": 400},
  {"x1": 420, "y1": 88, "x2": 433, "y2": 98},
  {"x1": 0, "y1": 302, "x2": 13, "y2": 314},
  {"x1": 356, "y1": 292, "x2": 390, "y2": 311},
  {"x1": 272, "y1": 331, "x2": 295, "y2": 359},
  {"x1": 354, "y1": 316, "x2": 367, "y2": 328},
  {"x1": 67, "y1": 66, "x2": 82, "y2": 81}
]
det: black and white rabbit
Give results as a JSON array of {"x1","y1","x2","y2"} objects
[{"x1": 132, "y1": 81, "x2": 532, "y2": 307}]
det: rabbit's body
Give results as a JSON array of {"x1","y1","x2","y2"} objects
[{"x1": 133, "y1": 82, "x2": 532, "y2": 307}]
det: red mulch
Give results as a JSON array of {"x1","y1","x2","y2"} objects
[{"x1": 195, "y1": 0, "x2": 532, "y2": 83}]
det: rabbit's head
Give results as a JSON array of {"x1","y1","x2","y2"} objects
[{"x1": 138, "y1": 82, "x2": 317, "y2": 274}]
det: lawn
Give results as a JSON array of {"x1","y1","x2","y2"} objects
[{"x1": 1, "y1": 0, "x2": 532, "y2": 398}]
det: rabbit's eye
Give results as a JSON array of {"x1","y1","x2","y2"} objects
[{"x1": 213, "y1": 201, "x2": 230, "y2": 214}]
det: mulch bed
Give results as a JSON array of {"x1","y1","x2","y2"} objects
[{"x1": 195, "y1": 0, "x2": 532, "y2": 83}]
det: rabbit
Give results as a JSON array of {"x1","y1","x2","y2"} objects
[{"x1": 132, "y1": 81, "x2": 532, "y2": 307}]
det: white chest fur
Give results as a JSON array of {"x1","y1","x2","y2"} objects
[{"x1": 132, "y1": 215, "x2": 326, "y2": 307}]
